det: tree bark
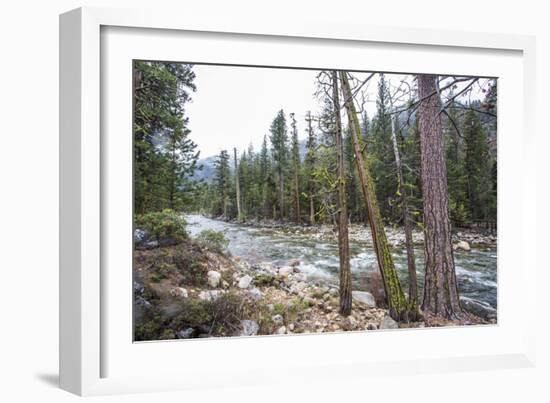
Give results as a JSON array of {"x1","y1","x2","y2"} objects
[
  {"x1": 340, "y1": 72, "x2": 408, "y2": 320},
  {"x1": 332, "y1": 71, "x2": 352, "y2": 316},
  {"x1": 417, "y1": 74, "x2": 462, "y2": 319},
  {"x1": 234, "y1": 148, "x2": 242, "y2": 221}
]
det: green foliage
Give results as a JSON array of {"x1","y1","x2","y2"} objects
[
  {"x1": 172, "y1": 242, "x2": 208, "y2": 286},
  {"x1": 133, "y1": 61, "x2": 199, "y2": 214},
  {"x1": 135, "y1": 209, "x2": 188, "y2": 243},
  {"x1": 196, "y1": 230, "x2": 229, "y2": 253}
]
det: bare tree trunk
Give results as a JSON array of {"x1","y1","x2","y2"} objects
[
  {"x1": 234, "y1": 148, "x2": 242, "y2": 221},
  {"x1": 332, "y1": 71, "x2": 352, "y2": 316},
  {"x1": 294, "y1": 170, "x2": 300, "y2": 223},
  {"x1": 389, "y1": 94, "x2": 420, "y2": 319},
  {"x1": 279, "y1": 172, "x2": 284, "y2": 221},
  {"x1": 417, "y1": 74, "x2": 462, "y2": 319},
  {"x1": 340, "y1": 72, "x2": 408, "y2": 321},
  {"x1": 307, "y1": 112, "x2": 315, "y2": 224}
]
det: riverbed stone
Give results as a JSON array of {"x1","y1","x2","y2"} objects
[
  {"x1": 454, "y1": 240, "x2": 471, "y2": 251},
  {"x1": 352, "y1": 291, "x2": 376, "y2": 308},
  {"x1": 240, "y1": 320, "x2": 260, "y2": 336},
  {"x1": 380, "y1": 315, "x2": 399, "y2": 330},
  {"x1": 238, "y1": 274, "x2": 253, "y2": 289},
  {"x1": 207, "y1": 271, "x2": 221, "y2": 288},
  {"x1": 460, "y1": 296, "x2": 497, "y2": 320}
]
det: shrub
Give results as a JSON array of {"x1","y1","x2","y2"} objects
[
  {"x1": 173, "y1": 243, "x2": 208, "y2": 286},
  {"x1": 196, "y1": 229, "x2": 229, "y2": 253},
  {"x1": 135, "y1": 209, "x2": 188, "y2": 244}
]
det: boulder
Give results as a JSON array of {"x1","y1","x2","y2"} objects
[
  {"x1": 238, "y1": 274, "x2": 253, "y2": 289},
  {"x1": 454, "y1": 240, "x2": 471, "y2": 251},
  {"x1": 460, "y1": 297, "x2": 497, "y2": 321},
  {"x1": 207, "y1": 271, "x2": 221, "y2": 288},
  {"x1": 240, "y1": 320, "x2": 260, "y2": 336},
  {"x1": 287, "y1": 259, "x2": 301, "y2": 267},
  {"x1": 380, "y1": 315, "x2": 399, "y2": 330},
  {"x1": 352, "y1": 291, "x2": 376, "y2": 308},
  {"x1": 198, "y1": 290, "x2": 225, "y2": 301}
]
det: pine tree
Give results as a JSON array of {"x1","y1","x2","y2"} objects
[
  {"x1": 463, "y1": 109, "x2": 493, "y2": 220},
  {"x1": 370, "y1": 74, "x2": 398, "y2": 222},
  {"x1": 213, "y1": 150, "x2": 231, "y2": 218},
  {"x1": 417, "y1": 74, "x2": 462, "y2": 319},
  {"x1": 133, "y1": 61, "x2": 198, "y2": 214},
  {"x1": 269, "y1": 110, "x2": 288, "y2": 220}
]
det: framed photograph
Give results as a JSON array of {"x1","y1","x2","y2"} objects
[{"x1": 60, "y1": 6, "x2": 536, "y2": 396}]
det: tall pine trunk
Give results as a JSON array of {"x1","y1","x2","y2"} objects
[
  {"x1": 417, "y1": 75, "x2": 462, "y2": 319},
  {"x1": 340, "y1": 72, "x2": 408, "y2": 320},
  {"x1": 332, "y1": 71, "x2": 352, "y2": 316},
  {"x1": 234, "y1": 148, "x2": 242, "y2": 221}
]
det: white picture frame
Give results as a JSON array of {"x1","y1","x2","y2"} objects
[{"x1": 60, "y1": 6, "x2": 537, "y2": 396}]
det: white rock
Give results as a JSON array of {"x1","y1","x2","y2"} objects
[
  {"x1": 207, "y1": 271, "x2": 222, "y2": 288},
  {"x1": 198, "y1": 290, "x2": 224, "y2": 301},
  {"x1": 170, "y1": 287, "x2": 188, "y2": 298},
  {"x1": 454, "y1": 240, "x2": 471, "y2": 251},
  {"x1": 380, "y1": 315, "x2": 399, "y2": 330},
  {"x1": 278, "y1": 266, "x2": 294, "y2": 277},
  {"x1": 238, "y1": 275, "x2": 253, "y2": 289},
  {"x1": 288, "y1": 323, "x2": 295, "y2": 331},
  {"x1": 352, "y1": 291, "x2": 376, "y2": 307},
  {"x1": 276, "y1": 326, "x2": 287, "y2": 335},
  {"x1": 240, "y1": 320, "x2": 259, "y2": 336}
]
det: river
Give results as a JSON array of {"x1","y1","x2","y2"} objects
[{"x1": 186, "y1": 214, "x2": 497, "y2": 309}]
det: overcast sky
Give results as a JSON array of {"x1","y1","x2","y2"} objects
[{"x1": 185, "y1": 64, "x2": 492, "y2": 159}]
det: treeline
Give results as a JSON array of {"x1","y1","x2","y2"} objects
[{"x1": 201, "y1": 74, "x2": 497, "y2": 228}]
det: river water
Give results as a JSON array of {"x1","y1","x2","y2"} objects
[{"x1": 186, "y1": 214, "x2": 497, "y2": 309}]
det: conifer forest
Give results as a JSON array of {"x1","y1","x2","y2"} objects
[{"x1": 133, "y1": 61, "x2": 497, "y2": 341}]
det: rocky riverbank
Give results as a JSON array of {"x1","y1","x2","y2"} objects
[
  {"x1": 223, "y1": 217, "x2": 497, "y2": 251},
  {"x1": 133, "y1": 238, "x2": 407, "y2": 341}
]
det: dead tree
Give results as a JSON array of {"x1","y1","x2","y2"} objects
[
  {"x1": 234, "y1": 147, "x2": 242, "y2": 221},
  {"x1": 332, "y1": 71, "x2": 352, "y2": 316},
  {"x1": 388, "y1": 85, "x2": 420, "y2": 320}
]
